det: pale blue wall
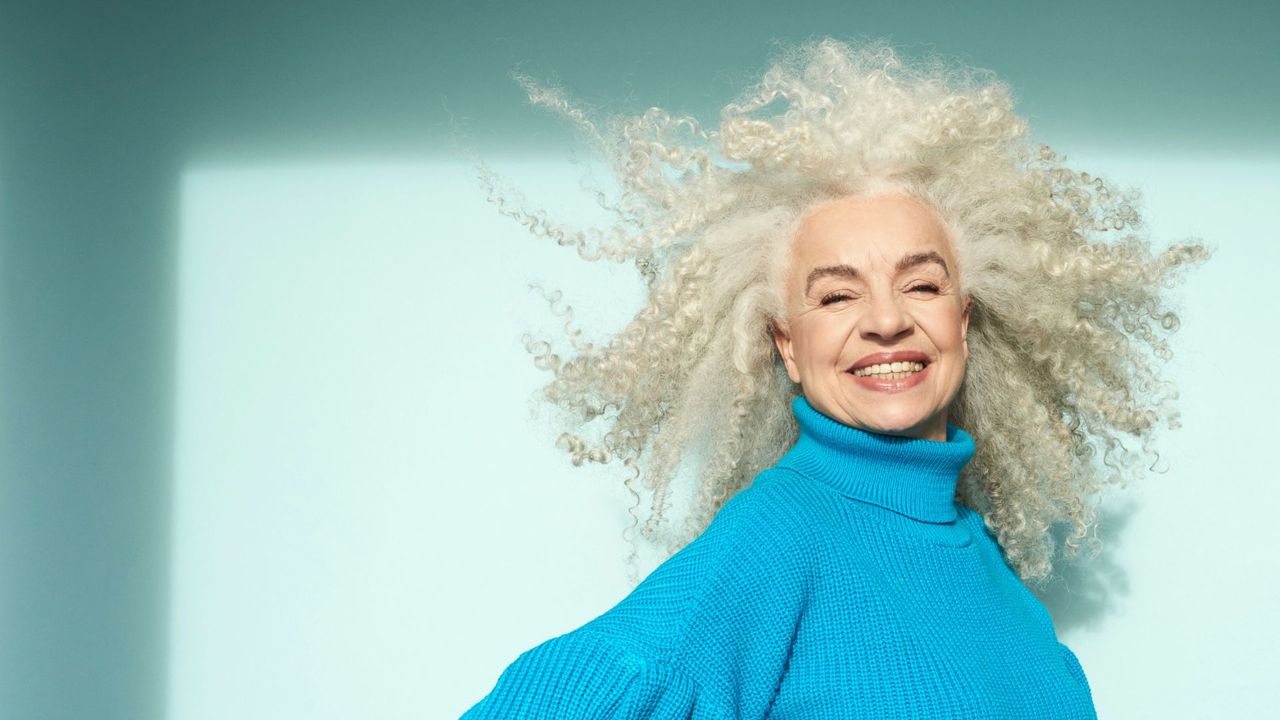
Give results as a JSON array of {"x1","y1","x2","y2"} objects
[{"x1": 1, "y1": 2, "x2": 1276, "y2": 719}]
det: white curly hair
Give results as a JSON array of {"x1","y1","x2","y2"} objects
[{"x1": 476, "y1": 36, "x2": 1212, "y2": 583}]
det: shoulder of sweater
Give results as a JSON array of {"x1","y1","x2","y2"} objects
[
  {"x1": 957, "y1": 503, "x2": 1001, "y2": 551},
  {"x1": 952, "y1": 503, "x2": 1062, "y2": 637},
  {"x1": 635, "y1": 470, "x2": 821, "y2": 589},
  {"x1": 582, "y1": 470, "x2": 820, "y2": 642},
  {"x1": 734, "y1": 466, "x2": 847, "y2": 528},
  {"x1": 745, "y1": 465, "x2": 874, "y2": 538},
  {"x1": 689, "y1": 467, "x2": 842, "y2": 574}
]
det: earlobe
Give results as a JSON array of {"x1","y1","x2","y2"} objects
[{"x1": 771, "y1": 320, "x2": 802, "y2": 385}]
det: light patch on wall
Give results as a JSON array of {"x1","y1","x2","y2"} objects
[{"x1": 168, "y1": 159, "x2": 647, "y2": 719}]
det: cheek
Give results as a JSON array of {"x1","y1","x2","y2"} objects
[
  {"x1": 929, "y1": 313, "x2": 967, "y2": 352},
  {"x1": 794, "y1": 316, "x2": 847, "y2": 366}
]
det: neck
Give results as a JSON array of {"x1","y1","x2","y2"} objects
[{"x1": 774, "y1": 395, "x2": 976, "y2": 523}]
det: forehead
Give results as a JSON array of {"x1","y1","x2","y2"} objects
[{"x1": 791, "y1": 192, "x2": 954, "y2": 267}]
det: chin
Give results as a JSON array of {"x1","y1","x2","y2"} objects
[
  {"x1": 820, "y1": 393, "x2": 942, "y2": 438},
  {"x1": 867, "y1": 422, "x2": 927, "y2": 437},
  {"x1": 859, "y1": 410, "x2": 938, "y2": 438}
]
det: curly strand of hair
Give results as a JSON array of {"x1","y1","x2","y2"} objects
[
  {"x1": 511, "y1": 68, "x2": 610, "y2": 156},
  {"x1": 478, "y1": 159, "x2": 660, "y2": 264},
  {"x1": 607, "y1": 107, "x2": 719, "y2": 216},
  {"x1": 528, "y1": 283, "x2": 596, "y2": 354},
  {"x1": 521, "y1": 332, "x2": 561, "y2": 374},
  {"x1": 568, "y1": 149, "x2": 647, "y2": 233},
  {"x1": 626, "y1": 251, "x2": 740, "y2": 538},
  {"x1": 595, "y1": 448, "x2": 646, "y2": 585}
]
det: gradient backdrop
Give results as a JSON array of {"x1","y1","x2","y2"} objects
[{"x1": 1, "y1": 2, "x2": 1276, "y2": 718}]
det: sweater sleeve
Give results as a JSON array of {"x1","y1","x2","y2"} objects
[
  {"x1": 459, "y1": 628, "x2": 729, "y2": 720},
  {"x1": 460, "y1": 473, "x2": 807, "y2": 719}
]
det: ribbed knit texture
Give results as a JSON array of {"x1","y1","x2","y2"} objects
[{"x1": 463, "y1": 396, "x2": 1097, "y2": 719}]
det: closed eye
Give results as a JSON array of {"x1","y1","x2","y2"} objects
[
  {"x1": 819, "y1": 293, "x2": 853, "y2": 306},
  {"x1": 909, "y1": 284, "x2": 940, "y2": 294}
]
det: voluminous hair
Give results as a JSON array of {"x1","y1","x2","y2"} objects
[{"x1": 478, "y1": 36, "x2": 1212, "y2": 583}]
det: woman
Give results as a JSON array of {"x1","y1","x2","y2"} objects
[{"x1": 463, "y1": 38, "x2": 1210, "y2": 718}]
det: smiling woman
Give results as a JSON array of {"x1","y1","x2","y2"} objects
[
  {"x1": 462, "y1": 36, "x2": 1211, "y2": 719},
  {"x1": 773, "y1": 192, "x2": 972, "y2": 442}
]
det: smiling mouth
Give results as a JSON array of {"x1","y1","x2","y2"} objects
[{"x1": 849, "y1": 360, "x2": 929, "y2": 379}]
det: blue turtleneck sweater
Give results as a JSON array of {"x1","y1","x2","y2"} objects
[{"x1": 462, "y1": 396, "x2": 1097, "y2": 719}]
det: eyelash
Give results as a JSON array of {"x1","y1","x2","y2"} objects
[{"x1": 820, "y1": 284, "x2": 940, "y2": 305}]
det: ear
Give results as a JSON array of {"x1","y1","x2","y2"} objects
[
  {"x1": 771, "y1": 319, "x2": 802, "y2": 384},
  {"x1": 960, "y1": 295, "x2": 972, "y2": 361}
]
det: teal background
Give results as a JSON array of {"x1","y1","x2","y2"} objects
[{"x1": 0, "y1": 2, "x2": 1276, "y2": 719}]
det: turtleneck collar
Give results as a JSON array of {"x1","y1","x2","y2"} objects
[{"x1": 774, "y1": 395, "x2": 976, "y2": 524}]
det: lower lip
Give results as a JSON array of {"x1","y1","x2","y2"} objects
[{"x1": 848, "y1": 363, "x2": 931, "y2": 392}]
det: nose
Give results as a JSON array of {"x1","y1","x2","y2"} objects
[{"x1": 859, "y1": 289, "x2": 914, "y2": 341}]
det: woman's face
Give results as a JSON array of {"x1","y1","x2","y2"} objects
[{"x1": 772, "y1": 192, "x2": 971, "y2": 441}]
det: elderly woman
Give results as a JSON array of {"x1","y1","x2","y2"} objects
[{"x1": 463, "y1": 38, "x2": 1209, "y2": 719}]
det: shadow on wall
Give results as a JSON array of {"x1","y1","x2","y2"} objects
[{"x1": 1031, "y1": 498, "x2": 1137, "y2": 634}]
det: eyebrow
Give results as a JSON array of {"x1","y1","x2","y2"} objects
[{"x1": 804, "y1": 251, "x2": 951, "y2": 296}]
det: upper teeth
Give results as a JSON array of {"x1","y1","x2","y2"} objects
[{"x1": 853, "y1": 361, "x2": 926, "y2": 376}]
